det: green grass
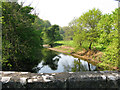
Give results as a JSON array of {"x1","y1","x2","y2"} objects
[
  {"x1": 55, "y1": 40, "x2": 105, "y2": 51},
  {"x1": 55, "y1": 40, "x2": 75, "y2": 47}
]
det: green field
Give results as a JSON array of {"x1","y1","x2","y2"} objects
[{"x1": 55, "y1": 40, "x2": 75, "y2": 47}]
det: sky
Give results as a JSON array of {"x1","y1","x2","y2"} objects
[{"x1": 18, "y1": 0, "x2": 118, "y2": 27}]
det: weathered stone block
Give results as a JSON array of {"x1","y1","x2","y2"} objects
[{"x1": 0, "y1": 71, "x2": 119, "y2": 89}]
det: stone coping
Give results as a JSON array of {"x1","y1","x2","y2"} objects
[{"x1": 0, "y1": 71, "x2": 120, "y2": 88}]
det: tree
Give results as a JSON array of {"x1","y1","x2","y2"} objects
[
  {"x1": 33, "y1": 17, "x2": 46, "y2": 31},
  {"x1": 2, "y1": 2, "x2": 43, "y2": 70},
  {"x1": 73, "y1": 8, "x2": 102, "y2": 50},
  {"x1": 61, "y1": 26, "x2": 74, "y2": 40},
  {"x1": 82, "y1": 8, "x2": 101, "y2": 50},
  {"x1": 96, "y1": 13, "x2": 116, "y2": 49},
  {"x1": 44, "y1": 20, "x2": 51, "y2": 28},
  {"x1": 43, "y1": 24, "x2": 61, "y2": 47},
  {"x1": 58, "y1": 27, "x2": 64, "y2": 40},
  {"x1": 97, "y1": 8, "x2": 119, "y2": 70}
]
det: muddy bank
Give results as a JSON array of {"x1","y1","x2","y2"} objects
[{"x1": 47, "y1": 46, "x2": 118, "y2": 70}]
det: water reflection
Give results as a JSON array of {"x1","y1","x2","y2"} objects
[
  {"x1": 5, "y1": 48, "x2": 98, "y2": 73},
  {"x1": 34, "y1": 49, "x2": 97, "y2": 73},
  {"x1": 33, "y1": 49, "x2": 60, "y2": 72},
  {"x1": 63, "y1": 59, "x2": 97, "y2": 72}
]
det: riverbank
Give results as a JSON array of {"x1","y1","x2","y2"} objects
[
  {"x1": 44, "y1": 45, "x2": 118, "y2": 70},
  {"x1": 48, "y1": 46, "x2": 102, "y2": 65}
]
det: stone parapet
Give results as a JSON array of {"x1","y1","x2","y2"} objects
[{"x1": 0, "y1": 71, "x2": 120, "y2": 89}]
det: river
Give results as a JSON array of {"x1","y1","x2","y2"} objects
[{"x1": 32, "y1": 48, "x2": 98, "y2": 73}]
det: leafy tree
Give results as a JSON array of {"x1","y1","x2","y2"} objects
[
  {"x1": 73, "y1": 30, "x2": 86, "y2": 49},
  {"x1": 2, "y1": 2, "x2": 43, "y2": 71},
  {"x1": 61, "y1": 26, "x2": 74, "y2": 40},
  {"x1": 74, "y1": 8, "x2": 102, "y2": 50},
  {"x1": 96, "y1": 13, "x2": 116, "y2": 49},
  {"x1": 68, "y1": 17, "x2": 78, "y2": 33},
  {"x1": 44, "y1": 20, "x2": 51, "y2": 28},
  {"x1": 58, "y1": 26, "x2": 65, "y2": 40},
  {"x1": 97, "y1": 8, "x2": 119, "y2": 70},
  {"x1": 33, "y1": 16, "x2": 51, "y2": 31},
  {"x1": 43, "y1": 24, "x2": 61, "y2": 47},
  {"x1": 33, "y1": 17, "x2": 52, "y2": 43},
  {"x1": 78, "y1": 8, "x2": 101, "y2": 50},
  {"x1": 33, "y1": 17, "x2": 46, "y2": 31},
  {"x1": 59, "y1": 18, "x2": 78, "y2": 41}
]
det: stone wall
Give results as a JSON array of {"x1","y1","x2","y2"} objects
[{"x1": 0, "y1": 71, "x2": 120, "y2": 89}]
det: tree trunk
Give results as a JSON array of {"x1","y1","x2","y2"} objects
[
  {"x1": 88, "y1": 63, "x2": 91, "y2": 71},
  {"x1": 78, "y1": 59, "x2": 80, "y2": 71},
  {"x1": 80, "y1": 42, "x2": 82, "y2": 46},
  {"x1": 89, "y1": 42, "x2": 92, "y2": 50},
  {"x1": 50, "y1": 44, "x2": 53, "y2": 48}
]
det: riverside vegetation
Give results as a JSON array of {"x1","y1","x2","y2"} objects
[
  {"x1": 57, "y1": 8, "x2": 120, "y2": 70},
  {"x1": 1, "y1": 2, "x2": 119, "y2": 71}
]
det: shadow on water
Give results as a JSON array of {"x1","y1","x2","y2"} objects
[{"x1": 32, "y1": 48, "x2": 60, "y2": 73}]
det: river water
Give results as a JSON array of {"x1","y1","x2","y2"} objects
[{"x1": 33, "y1": 49, "x2": 98, "y2": 73}]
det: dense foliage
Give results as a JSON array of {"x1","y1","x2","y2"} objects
[
  {"x1": 43, "y1": 24, "x2": 62, "y2": 47},
  {"x1": 61, "y1": 8, "x2": 119, "y2": 70},
  {"x1": 96, "y1": 8, "x2": 119, "y2": 69},
  {"x1": 2, "y1": 2, "x2": 43, "y2": 71}
]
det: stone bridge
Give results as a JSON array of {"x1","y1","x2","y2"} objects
[{"x1": 0, "y1": 71, "x2": 120, "y2": 89}]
